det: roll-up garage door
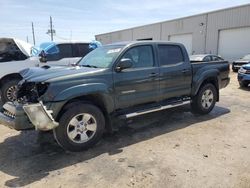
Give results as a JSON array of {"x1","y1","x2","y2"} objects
[
  {"x1": 218, "y1": 27, "x2": 250, "y2": 62},
  {"x1": 169, "y1": 34, "x2": 193, "y2": 55}
]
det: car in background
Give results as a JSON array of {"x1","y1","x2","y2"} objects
[
  {"x1": 35, "y1": 41, "x2": 93, "y2": 66},
  {"x1": 0, "y1": 38, "x2": 101, "y2": 103},
  {"x1": 238, "y1": 63, "x2": 250, "y2": 87},
  {"x1": 190, "y1": 54, "x2": 224, "y2": 63},
  {"x1": 232, "y1": 54, "x2": 250, "y2": 72}
]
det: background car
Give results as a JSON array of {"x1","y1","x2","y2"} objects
[
  {"x1": 238, "y1": 63, "x2": 250, "y2": 87},
  {"x1": 232, "y1": 54, "x2": 250, "y2": 72},
  {"x1": 190, "y1": 54, "x2": 224, "y2": 63}
]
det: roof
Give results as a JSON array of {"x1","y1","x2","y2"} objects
[{"x1": 104, "y1": 40, "x2": 184, "y2": 46}]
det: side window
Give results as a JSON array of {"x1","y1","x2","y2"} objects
[
  {"x1": 158, "y1": 45, "x2": 184, "y2": 66},
  {"x1": 46, "y1": 45, "x2": 59, "y2": 54},
  {"x1": 57, "y1": 44, "x2": 73, "y2": 59},
  {"x1": 76, "y1": 43, "x2": 91, "y2": 57},
  {"x1": 203, "y1": 56, "x2": 212, "y2": 62},
  {"x1": 121, "y1": 45, "x2": 154, "y2": 68},
  {"x1": 212, "y1": 56, "x2": 223, "y2": 61}
]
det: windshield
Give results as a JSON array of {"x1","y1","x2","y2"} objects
[
  {"x1": 32, "y1": 42, "x2": 59, "y2": 56},
  {"x1": 78, "y1": 45, "x2": 124, "y2": 68},
  {"x1": 243, "y1": 54, "x2": 250, "y2": 60}
]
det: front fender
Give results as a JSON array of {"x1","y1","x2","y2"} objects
[{"x1": 52, "y1": 83, "x2": 115, "y2": 113}]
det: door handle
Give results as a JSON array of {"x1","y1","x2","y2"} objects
[
  {"x1": 149, "y1": 72, "x2": 158, "y2": 77},
  {"x1": 182, "y1": 69, "x2": 190, "y2": 73}
]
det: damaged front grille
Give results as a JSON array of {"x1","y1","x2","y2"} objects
[
  {"x1": 17, "y1": 81, "x2": 49, "y2": 103},
  {"x1": 3, "y1": 109, "x2": 16, "y2": 119}
]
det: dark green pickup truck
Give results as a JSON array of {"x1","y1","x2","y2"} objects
[{"x1": 0, "y1": 41, "x2": 230, "y2": 151}]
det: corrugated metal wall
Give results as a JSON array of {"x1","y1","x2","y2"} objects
[
  {"x1": 206, "y1": 5, "x2": 250, "y2": 54},
  {"x1": 96, "y1": 4, "x2": 250, "y2": 56}
]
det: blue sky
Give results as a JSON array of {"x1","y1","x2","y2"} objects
[{"x1": 0, "y1": 0, "x2": 249, "y2": 45}]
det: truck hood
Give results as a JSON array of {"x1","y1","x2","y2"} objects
[
  {"x1": 20, "y1": 66, "x2": 105, "y2": 82},
  {"x1": 0, "y1": 38, "x2": 33, "y2": 57}
]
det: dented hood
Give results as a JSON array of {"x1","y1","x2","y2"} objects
[
  {"x1": 20, "y1": 66, "x2": 105, "y2": 82},
  {"x1": 0, "y1": 38, "x2": 33, "y2": 57}
]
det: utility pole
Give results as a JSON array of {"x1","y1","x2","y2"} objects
[
  {"x1": 31, "y1": 22, "x2": 36, "y2": 45},
  {"x1": 26, "y1": 36, "x2": 29, "y2": 43},
  {"x1": 46, "y1": 16, "x2": 56, "y2": 41},
  {"x1": 50, "y1": 16, "x2": 53, "y2": 41}
]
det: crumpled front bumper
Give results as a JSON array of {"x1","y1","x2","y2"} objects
[{"x1": 0, "y1": 102, "x2": 58, "y2": 131}]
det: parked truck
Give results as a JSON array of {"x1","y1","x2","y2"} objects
[{"x1": 0, "y1": 41, "x2": 230, "y2": 151}]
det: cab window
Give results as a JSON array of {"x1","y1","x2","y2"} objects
[{"x1": 121, "y1": 45, "x2": 154, "y2": 68}]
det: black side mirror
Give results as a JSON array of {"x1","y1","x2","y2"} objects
[
  {"x1": 115, "y1": 58, "x2": 133, "y2": 72},
  {"x1": 39, "y1": 50, "x2": 47, "y2": 63}
]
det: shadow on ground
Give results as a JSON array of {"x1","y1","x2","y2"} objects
[{"x1": 0, "y1": 105, "x2": 230, "y2": 187}]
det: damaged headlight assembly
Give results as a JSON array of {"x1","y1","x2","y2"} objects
[{"x1": 23, "y1": 101, "x2": 58, "y2": 131}]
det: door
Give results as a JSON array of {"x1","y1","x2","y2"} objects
[
  {"x1": 169, "y1": 34, "x2": 193, "y2": 55},
  {"x1": 113, "y1": 45, "x2": 159, "y2": 109},
  {"x1": 218, "y1": 27, "x2": 250, "y2": 62},
  {"x1": 158, "y1": 44, "x2": 192, "y2": 101}
]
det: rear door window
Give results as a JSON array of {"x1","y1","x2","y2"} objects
[
  {"x1": 158, "y1": 45, "x2": 184, "y2": 66},
  {"x1": 57, "y1": 44, "x2": 73, "y2": 59}
]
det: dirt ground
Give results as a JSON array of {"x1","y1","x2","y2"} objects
[{"x1": 0, "y1": 71, "x2": 250, "y2": 188}]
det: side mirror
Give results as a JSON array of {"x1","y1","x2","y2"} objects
[
  {"x1": 115, "y1": 58, "x2": 133, "y2": 72},
  {"x1": 39, "y1": 50, "x2": 47, "y2": 63}
]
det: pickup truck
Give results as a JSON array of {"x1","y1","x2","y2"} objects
[{"x1": 0, "y1": 41, "x2": 230, "y2": 152}]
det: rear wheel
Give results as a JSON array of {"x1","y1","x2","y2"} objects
[
  {"x1": 232, "y1": 65, "x2": 238, "y2": 72},
  {"x1": 191, "y1": 83, "x2": 217, "y2": 115},
  {"x1": 1, "y1": 79, "x2": 21, "y2": 103},
  {"x1": 53, "y1": 103, "x2": 105, "y2": 152}
]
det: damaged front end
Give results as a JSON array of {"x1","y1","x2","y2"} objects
[{"x1": 0, "y1": 80, "x2": 58, "y2": 131}]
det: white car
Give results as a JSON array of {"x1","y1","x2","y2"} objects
[{"x1": 0, "y1": 38, "x2": 95, "y2": 103}]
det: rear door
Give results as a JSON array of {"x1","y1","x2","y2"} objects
[
  {"x1": 113, "y1": 45, "x2": 160, "y2": 109},
  {"x1": 158, "y1": 44, "x2": 192, "y2": 100}
]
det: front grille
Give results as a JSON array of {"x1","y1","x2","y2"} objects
[{"x1": 3, "y1": 109, "x2": 16, "y2": 119}]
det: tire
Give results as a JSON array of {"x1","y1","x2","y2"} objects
[
  {"x1": 232, "y1": 68, "x2": 238, "y2": 73},
  {"x1": 191, "y1": 83, "x2": 217, "y2": 115},
  {"x1": 239, "y1": 81, "x2": 249, "y2": 88},
  {"x1": 53, "y1": 103, "x2": 105, "y2": 152},
  {"x1": 0, "y1": 79, "x2": 21, "y2": 103},
  {"x1": 232, "y1": 65, "x2": 238, "y2": 72}
]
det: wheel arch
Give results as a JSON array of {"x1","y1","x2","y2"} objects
[
  {"x1": 0, "y1": 73, "x2": 22, "y2": 88},
  {"x1": 194, "y1": 76, "x2": 219, "y2": 102},
  {"x1": 55, "y1": 94, "x2": 114, "y2": 133}
]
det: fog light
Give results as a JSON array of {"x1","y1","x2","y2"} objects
[{"x1": 23, "y1": 102, "x2": 58, "y2": 131}]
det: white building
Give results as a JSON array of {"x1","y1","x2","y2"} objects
[{"x1": 96, "y1": 4, "x2": 250, "y2": 61}]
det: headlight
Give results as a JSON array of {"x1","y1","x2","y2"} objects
[{"x1": 239, "y1": 68, "x2": 247, "y2": 74}]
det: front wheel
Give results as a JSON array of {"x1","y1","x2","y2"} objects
[
  {"x1": 53, "y1": 103, "x2": 105, "y2": 152},
  {"x1": 191, "y1": 83, "x2": 217, "y2": 115},
  {"x1": 239, "y1": 81, "x2": 249, "y2": 88}
]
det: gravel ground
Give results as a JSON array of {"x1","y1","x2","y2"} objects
[{"x1": 0, "y1": 71, "x2": 249, "y2": 188}]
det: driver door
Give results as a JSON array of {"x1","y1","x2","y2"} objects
[{"x1": 113, "y1": 45, "x2": 160, "y2": 109}]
